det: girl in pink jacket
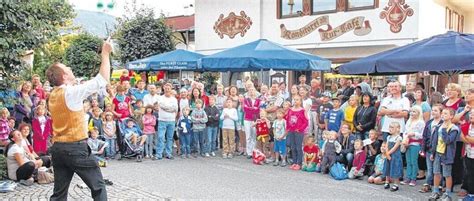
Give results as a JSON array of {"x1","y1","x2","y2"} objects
[
  {"x1": 142, "y1": 105, "x2": 156, "y2": 158},
  {"x1": 285, "y1": 95, "x2": 309, "y2": 170},
  {"x1": 32, "y1": 105, "x2": 52, "y2": 155}
]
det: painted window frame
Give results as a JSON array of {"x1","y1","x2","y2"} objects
[
  {"x1": 311, "y1": 0, "x2": 337, "y2": 15},
  {"x1": 345, "y1": 0, "x2": 378, "y2": 11}
]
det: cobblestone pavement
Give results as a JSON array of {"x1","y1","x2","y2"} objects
[
  {"x1": 0, "y1": 152, "x2": 464, "y2": 200},
  {"x1": 0, "y1": 175, "x2": 168, "y2": 200}
]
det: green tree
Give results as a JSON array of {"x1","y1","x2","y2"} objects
[
  {"x1": 33, "y1": 34, "x2": 78, "y2": 80},
  {"x1": 64, "y1": 33, "x2": 103, "y2": 78},
  {"x1": 115, "y1": 6, "x2": 174, "y2": 63},
  {"x1": 0, "y1": 0, "x2": 75, "y2": 89}
]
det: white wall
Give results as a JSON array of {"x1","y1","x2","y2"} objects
[
  {"x1": 195, "y1": 0, "x2": 261, "y2": 54},
  {"x1": 196, "y1": 0, "x2": 420, "y2": 54}
]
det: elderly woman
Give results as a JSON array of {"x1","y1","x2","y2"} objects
[
  {"x1": 442, "y1": 83, "x2": 465, "y2": 111},
  {"x1": 5, "y1": 130, "x2": 50, "y2": 185},
  {"x1": 14, "y1": 81, "x2": 37, "y2": 127},
  {"x1": 243, "y1": 87, "x2": 261, "y2": 157}
]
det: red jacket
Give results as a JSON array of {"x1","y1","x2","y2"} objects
[
  {"x1": 243, "y1": 98, "x2": 261, "y2": 121},
  {"x1": 352, "y1": 150, "x2": 367, "y2": 171},
  {"x1": 31, "y1": 116, "x2": 52, "y2": 154}
]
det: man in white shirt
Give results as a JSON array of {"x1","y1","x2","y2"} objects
[
  {"x1": 142, "y1": 85, "x2": 160, "y2": 107},
  {"x1": 378, "y1": 81, "x2": 410, "y2": 141},
  {"x1": 46, "y1": 38, "x2": 112, "y2": 200},
  {"x1": 154, "y1": 82, "x2": 178, "y2": 160}
]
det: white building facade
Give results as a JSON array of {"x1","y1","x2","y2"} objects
[{"x1": 195, "y1": 0, "x2": 473, "y2": 90}]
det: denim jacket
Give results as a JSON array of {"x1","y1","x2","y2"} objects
[
  {"x1": 422, "y1": 119, "x2": 443, "y2": 153},
  {"x1": 431, "y1": 124, "x2": 460, "y2": 165}
]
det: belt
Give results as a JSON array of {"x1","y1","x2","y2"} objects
[{"x1": 54, "y1": 139, "x2": 88, "y2": 145}]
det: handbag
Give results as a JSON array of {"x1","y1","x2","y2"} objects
[
  {"x1": 329, "y1": 162, "x2": 348, "y2": 180},
  {"x1": 37, "y1": 167, "x2": 54, "y2": 184}
]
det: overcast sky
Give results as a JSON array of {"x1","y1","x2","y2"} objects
[{"x1": 69, "y1": 0, "x2": 195, "y2": 17}]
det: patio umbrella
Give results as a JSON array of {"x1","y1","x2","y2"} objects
[
  {"x1": 200, "y1": 39, "x2": 331, "y2": 72},
  {"x1": 339, "y1": 31, "x2": 474, "y2": 75},
  {"x1": 126, "y1": 49, "x2": 205, "y2": 71}
]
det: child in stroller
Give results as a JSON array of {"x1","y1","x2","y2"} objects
[{"x1": 117, "y1": 118, "x2": 147, "y2": 162}]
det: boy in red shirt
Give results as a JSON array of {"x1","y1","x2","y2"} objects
[{"x1": 302, "y1": 136, "x2": 319, "y2": 172}]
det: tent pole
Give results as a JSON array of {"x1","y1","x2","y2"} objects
[
  {"x1": 179, "y1": 70, "x2": 182, "y2": 87},
  {"x1": 260, "y1": 69, "x2": 263, "y2": 86},
  {"x1": 146, "y1": 71, "x2": 149, "y2": 84}
]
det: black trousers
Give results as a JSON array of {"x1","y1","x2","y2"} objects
[
  {"x1": 16, "y1": 161, "x2": 35, "y2": 181},
  {"x1": 50, "y1": 141, "x2": 107, "y2": 201},
  {"x1": 462, "y1": 157, "x2": 474, "y2": 194}
]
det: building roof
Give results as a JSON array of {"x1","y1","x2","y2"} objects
[{"x1": 164, "y1": 14, "x2": 195, "y2": 32}]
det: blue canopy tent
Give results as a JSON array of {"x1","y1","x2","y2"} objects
[
  {"x1": 339, "y1": 31, "x2": 474, "y2": 76},
  {"x1": 200, "y1": 39, "x2": 331, "y2": 72},
  {"x1": 126, "y1": 49, "x2": 205, "y2": 71}
]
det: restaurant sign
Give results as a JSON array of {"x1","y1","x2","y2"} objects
[
  {"x1": 214, "y1": 11, "x2": 252, "y2": 39},
  {"x1": 280, "y1": 16, "x2": 372, "y2": 41}
]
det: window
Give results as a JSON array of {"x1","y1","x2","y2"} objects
[
  {"x1": 346, "y1": 0, "x2": 377, "y2": 11},
  {"x1": 312, "y1": 0, "x2": 337, "y2": 14},
  {"x1": 281, "y1": 0, "x2": 303, "y2": 18},
  {"x1": 277, "y1": 0, "x2": 378, "y2": 19},
  {"x1": 445, "y1": 7, "x2": 464, "y2": 33}
]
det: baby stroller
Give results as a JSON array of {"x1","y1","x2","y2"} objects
[{"x1": 116, "y1": 118, "x2": 144, "y2": 162}]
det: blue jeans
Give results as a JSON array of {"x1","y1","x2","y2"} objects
[
  {"x1": 105, "y1": 138, "x2": 116, "y2": 157},
  {"x1": 287, "y1": 132, "x2": 304, "y2": 166},
  {"x1": 180, "y1": 133, "x2": 191, "y2": 155},
  {"x1": 156, "y1": 121, "x2": 175, "y2": 158},
  {"x1": 193, "y1": 129, "x2": 207, "y2": 154},
  {"x1": 382, "y1": 132, "x2": 390, "y2": 142},
  {"x1": 406, "y1": 145, "x2": 420, "y2": 180},
  {"x1": 425, "y1": 151, "x2": 434, "y2": 186},
  {"x1": 206, "y1": 126, "x2": 218, "y2": 153},
  {"x1": 144, "y1": 134, "x2": 154, "y2": 156},
  {"x1": 339, "y1": 152, "x2": 354, "y2": 169}
]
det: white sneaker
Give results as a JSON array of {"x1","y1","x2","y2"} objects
[
  {"x1": 205, "y1": 153, "x2": 210, "y2": 157},
  {"x1": 222, "y1": 154, "x2": 228, "y2": 159},
  {"x1": 211, "y1": 152, "x2": 216, "y2": 157}
]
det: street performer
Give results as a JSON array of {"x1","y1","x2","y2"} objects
[{"x1": 46, "y1": 38, "x2": 113, "y2": 201}]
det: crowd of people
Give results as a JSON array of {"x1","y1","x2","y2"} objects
[{"x1": 1, "y1": 73, "x2": 474, "y2": 201}]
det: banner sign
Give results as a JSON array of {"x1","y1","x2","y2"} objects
[{"x1": 280, "y1": 16, "x2": 372, "y2": 41}]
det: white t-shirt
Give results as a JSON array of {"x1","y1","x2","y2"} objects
[
  {"x1": 7, "y1": 144, "x2": 31, "y2": 181},
  {"x1": 467, "y1": 125, "x2": 474, "y2": 159},
  {"x1": 142, "y1": 94, "x2": 160, "y2": 107},
  {"x1": 380, "y1": 96, "x2": 411, "y2": 133},
  {"x1": 157, "y1": 95, "x2": 178, "y2": 122},
  {"x1": 38, "y1": 116, "x2": 46, "y2": 133}
]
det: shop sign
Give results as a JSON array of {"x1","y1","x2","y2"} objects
[
  {"x1": 280, "y1": 16, "x2": 371, "y2": 41},
  {"x1": 214, "y1": 11, "x2": 252, "y2": 39},
  {"x1": 380, "y1": 0, "x2": 414, "y2": 33}
]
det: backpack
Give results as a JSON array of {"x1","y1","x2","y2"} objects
[
  {"x1": 329, "y1": 162, "x2": 348, "y2": 180},
  {"x1": 0, "y1": 154, "x2": 7, "y2": 179}
]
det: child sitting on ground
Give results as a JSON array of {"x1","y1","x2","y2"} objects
[
  {"x1": 368, "y1": 142, "x2": 387, "y2": 185},
  {"x1": 348, "y1": 139, "x2": 366, "y2": 179},
  {"x1": 320, "y1": 131, "x2": 342, "y2": 174},
  {"x1": 302, "y1": 136, "x2": 319, "y2": 172},
  {"x1": 123, "y1": 119, "x2": 147, "y2": 148},
  {"x1": 87, "y1": 127, "x2": 108, "y2": 167}
]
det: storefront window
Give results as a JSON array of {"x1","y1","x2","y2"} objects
[
  {"x1": 281, "y1": 0, "x2": 303, "y2": 17},
  {"x1": 346, "y1": 0, "x2": 376, "y2": 10},
  {"x1": 312, "y1": 0, "x2": 337, "y2": 14}
]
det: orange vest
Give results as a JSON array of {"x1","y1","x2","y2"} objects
[{"x1": 48, "y1": 87, "x2": 87, "y2": 143}]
